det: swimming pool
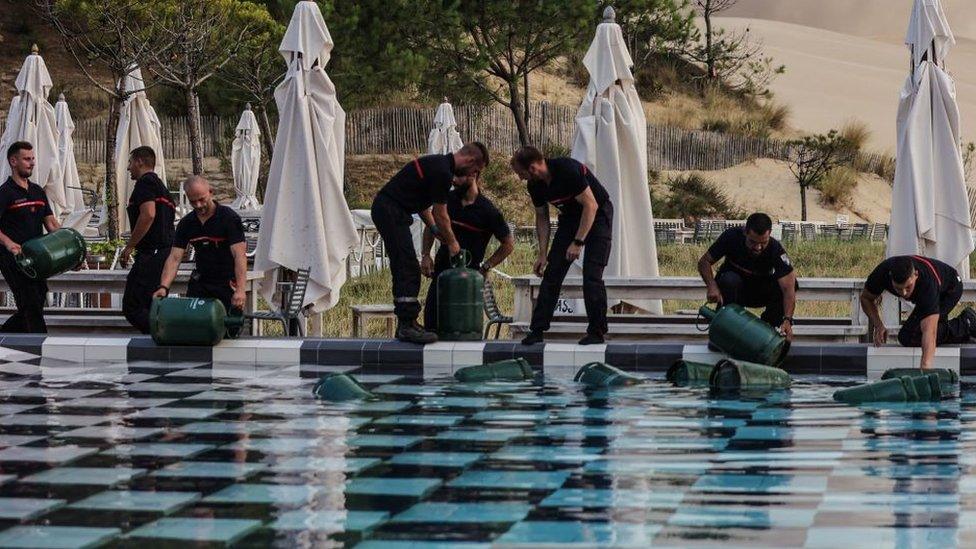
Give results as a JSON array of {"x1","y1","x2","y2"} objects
[{"x1": 0, "y1": 352, "x2": 970, "y2": 548}]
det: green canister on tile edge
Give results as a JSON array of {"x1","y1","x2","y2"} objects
[
  {"x1": 699, "y1": 303, "x2": 789, "y2": 367},
  {"x1": 15, "y1": 228, "x2": 86, "y2": 280},
  {"x1": 454, "y1": 358, "x2": 535, "y2": 382},
  {"x1": 666, "y1": 359, "x2": 715, "y2": 385},
  {"x1": 313, "y1": 373, "x2": 375, "y2": 401},
  {"x1": 709, "y1": 359, "x2": 791, "y2": 390},
  {"x1": 437, "y1": 249, "x2": 484, "y2": 341},
  {"x1": 881, "y1": 368, "x2": 958, "y2": 384},
  {"x1": 574, "y1": 362, "x2": 643, "y2": 387},
  {"x1": 150, "y1": 297, "x2": 242, "y2": 346}
]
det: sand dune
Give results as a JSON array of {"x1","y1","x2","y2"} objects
[
  {"x1": 721, "y1": 0, "x2": 976, "y2": 42},
  {"x1": 713, "y1": 17, "x2": 976, "y2": 152}
]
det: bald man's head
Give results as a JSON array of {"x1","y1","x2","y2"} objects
[{"x1": 183, "y1": 175, "x2": 216, "y2": 217}]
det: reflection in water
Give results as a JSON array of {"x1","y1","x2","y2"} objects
[{"x1": 0, "y1": 363, "x2": 970, "y2": 547}]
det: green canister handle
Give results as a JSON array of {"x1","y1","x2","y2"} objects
[
  {"x1": 14, "y1": 254, "x2": 36, "y2": 280},
  {"x1": 451, "y1": 249, "x2": 471, "y2": 269}
]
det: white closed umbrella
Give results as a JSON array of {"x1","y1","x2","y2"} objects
[
  {"x1": 887, "y1": 0, "x2": 973, "y2": 273},
  {"x1": 570, "y1": 7, "x2": 662, "y2": 314},
  {"x1": 55, "y1": 94, "x2": 84, "y2": 214},
  {"x1": 254, "y1": 0, "x2": 358, "y2": 312},
  {"x1": 114, "y1": 65, "x2": 167, "y2": 232},
  {"x1": 231, "y1": 104, "x2": 262, "y2": 210},
  {"x1": 427, "y1": 100, "x2": 464, "y2": 154},
  {"x1": 0, "y1": 46, "x2": 65, "y2": 216}
]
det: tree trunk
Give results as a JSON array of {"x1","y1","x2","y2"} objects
[
  {"x1": 256, "y1": 104, "x2": 275, "y2": 201},
  {"x1": 508, "y1": 79, "x2": 529, "y2": 147},
  {"x1": 105, "y1": 94, "x2": 123, "y2": 240},
  {"x1": 522, "y1": 73, "x2": 530, "y2": 140},
  {"x1": 186, "y1": 88, "x2": 205, "y2": 175},
  {"x1": 800, "y1": 184, "x2": 807, "y2": 222},
  {"x1": 257, "y1": 104, "x2": 275, "y2": 163},
  {"x1": 704, "y1": 1, "x2": 717, "y2": 79}
]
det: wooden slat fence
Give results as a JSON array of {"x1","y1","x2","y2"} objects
[{"x1": 3, "y1": 102, "x2": 868, "y2": 174}]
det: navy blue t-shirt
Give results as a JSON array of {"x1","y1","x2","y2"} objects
[
  {"x1": 0, "y1": 178, "x2": 52, "y2": 247},
  {"x1": 527, "y1": 157, "x2": 611, "y2": 226},
  {"x1": 174, "y1": 204, "x2": 245, "y2": 282},
  {"x1": 378, "y1": 154, "x2": 455, "y2": 214},
  {"x1": 434, "y1": 190, "x2": 510, "y2": 270}
]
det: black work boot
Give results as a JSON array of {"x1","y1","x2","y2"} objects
[
  {"x1": 396, "y1": 318, "x2": 438, "y2": 344},
  {"x1": 578, "y1": 333, "x2": 605, "y2": 346},
  {"x1": 961, "y1": 307, "x2": 976, "y2": 338},
  {"x1": 521, "y1": 331, "x2": 544, "y2": 346}
]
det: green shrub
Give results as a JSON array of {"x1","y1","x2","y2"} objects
[{"x1": 651, "y1": 173, "x2": 743, "y2": 220}]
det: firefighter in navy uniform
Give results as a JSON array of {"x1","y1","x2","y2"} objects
[
  {"x1": 153, "y1": 176, "x2": 247, "y2": 313},
  {"x1": 120, "y1": 146, "x2": 176, "y2": 333},
  {"x1": 861, "y1": 255, "x2": 976, "y2": 370},
  {"x1": 420, "y1": 173, "x2": 515, "y2": 331},
  {"x1": 510, "y1": 146, "x2": 614, "y2": 346},
  {"x1": 0, "y1": 141, "x2": 61, "y2": 333},
  {"x1": 371, "y1": 142, "x2": 488, "y2": 344},
  {"x1": 697, "y1": 213, "x2": 798, "y2": 341}
]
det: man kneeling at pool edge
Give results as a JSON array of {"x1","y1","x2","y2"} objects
[{"x1": 861, "y1": 255, "x2": 976, "y2": 370}]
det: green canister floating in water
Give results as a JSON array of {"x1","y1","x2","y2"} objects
[
  {"x1": 16, "y1": 228, "x2": 86, "y2": 280},
  {"x1": 150, "y1": 297, "x2": 243, "y2": 346},
  {"x1": 454, "y1": 358, "x2": 535, "y2": 382},
  {"x1": 833, "y1": 373, "x2": 942, "y2": 404},
  {"x1": 699, "y1": 304, "x2": 790, "y2": 367},
  {"x1": 574, "y1": 362, "x2": 643, "y2": 387},
  {"x1": 666, "y1": 359, "x2": 715, "y2": 385},
  {"x1": 313, "y1": 373, "x2": 375, "y2": 402},
  {"x1": 709, "y1": 359, "x2": 791, "y2": 391},
  {"x1": 437, "y1": 250, "x2": 484, "y2": 341},
  {"x1": 881, "y1": 368, "x2": 958, "y2": 384}
]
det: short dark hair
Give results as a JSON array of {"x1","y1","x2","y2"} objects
[
  {"x1": 129, "y1": 146, "x2": 156, "y2": 168},
  {"x1": 511, "y1": 146, "x2": 544, "y2": 169},
  {"x1": 6, "y1": 141, "x2": 32, "y2": 160},
  {"x1": 889, "y1": 256, "x2": 916, "y2": 284},
  {"x1": 460, "y1": 141, "x2": 489, "y2": 168},
  {"x1": 745, "y1": 212, "x2": 773, "y2": 235}
]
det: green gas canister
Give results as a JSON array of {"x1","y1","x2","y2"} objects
[
  {"x1": 437, "y1": 250, "x2": 484, "y2": 341},
  {"x1": 313, "y1": 373, "x2": 375, "y2": 402},
  {"x1": 666, "y1": 359, "x2": 716, "y2": 385},
  {"x1": 150, "y1": 297, "x2": 242, "y2": 346},
  {"x1": 16, "y1": 228, "x2": 86, "y2": 280},
  {"x1": 574, "y1": 362, "x2": 643, "y2": 387},
  {"x1": 454, "y1": 358, "x2": 535, "y2": 382},
  {"x1": 709, "y1": 359, "x2": 792, "y2": 391},
  {"x1": 699, "y1": 303, "x2": 789, "y2": 367}
]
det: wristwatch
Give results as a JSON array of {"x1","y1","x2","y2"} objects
[
  {"x1": 572, "y1": 238, "x2": 585, "y2": 246},
  {"x1": 782, "y1": 316, "x2": 794, "y2": 324},
  {"x1": 479, "y1": 262, "x2": 491, "y2": 273}
]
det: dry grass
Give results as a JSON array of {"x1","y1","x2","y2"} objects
[
  {"x1": 817, "y1": 166, "x2": 858, "y2": 208},
  {"x1": 649, "y1": 85, "x2": 793, "y2": 139},
  {"x1": 838, "y1": 119, "x2": 871, "y2": 154}
]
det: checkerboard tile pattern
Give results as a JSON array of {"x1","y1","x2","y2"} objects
[{"x1": 0, "y1": 342, "x2": 972, "y2": 547}]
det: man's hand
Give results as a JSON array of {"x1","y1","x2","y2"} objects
[
  {"x1": 421, "y1": 256, "x2": 434, "y2": 278},
  {"x1": 566, "y1": 242, "x2": 582, "y2": 262},
  {"x1": 232, "y1": 288, "x2": 246, "y2": 310},
  {"x1": 152, "y1": 287, "x2": 168, "y2": 300},
  {"x1": 4, "y1": 242, "x2": 21, "y2": 255},
  {"x1": 872, "y1": 324, "x2": 888, "y2": 346},
  {"x1": 448, "y1": 241, "x2": 461, "y2": 257},
  {"x1": 120, "y1": 246, "x2": 134, "y2": 268},
  {"x1": 533, "y1": 256, "x2": 547, "y2": 278},
  {"x1": 706, "y1": 283, "x2": 723, "y2": 305},
  {"x1": 779, "y1": 319, "x2": 794, "y2": 342}
]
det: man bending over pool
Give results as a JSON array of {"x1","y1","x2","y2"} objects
[{"x1": 861, "y1": 255, "x2": 976, "y2": 369}]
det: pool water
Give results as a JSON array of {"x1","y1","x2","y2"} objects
[{"x1": 0, "y1": 355, "x2": 972, "y2": 548}]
